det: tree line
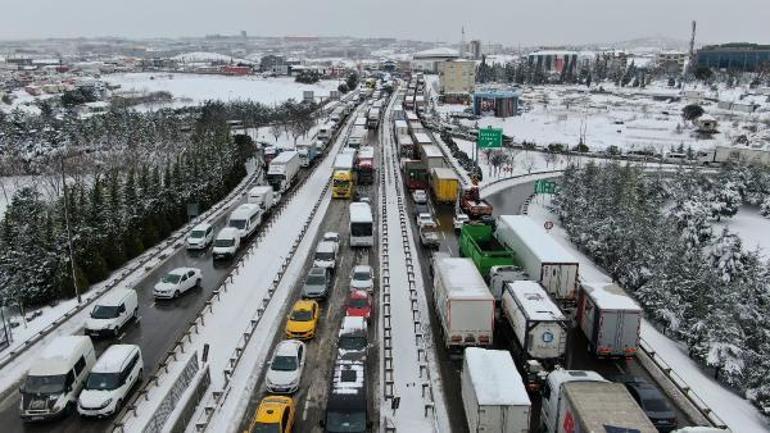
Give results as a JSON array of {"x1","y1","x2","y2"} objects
[{"x1": 553, "y1": 161, "x2": 770, "y2": 414}]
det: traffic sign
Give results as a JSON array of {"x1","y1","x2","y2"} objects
[
  {"x1": 534, "y1": 179, "x2": 557, "y2": 194},
  {"x1": 544, "y1": 221, "x2": 554, "y2": 231},
  {"x1": 476, "y1": 127, "x2": 503, "y2": 149}
]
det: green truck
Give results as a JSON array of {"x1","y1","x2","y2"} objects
[{"x1": 459, "y1": 223, "x2": 519, "y2": 282}]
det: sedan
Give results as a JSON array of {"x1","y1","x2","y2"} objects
[
  {"x1": 153, "y1": 268, "x2": 202, "y2": 299},
  {"x1": 412, "y1": 189, "x2": 428, "y2": 204},
  {"x1": 285, "y1": 300, "x2": 320, "y2": 340},
  {"x1": 416, "y1": 213, "x2": 435, "y2": 228},
  {"x1": 621, "y1": 377, "x2": 678, "y2": 432},
  {"x1": 302, "y1": 267, "x2": 332, "y2": 299},
  {"x1": 350, "y1": 265, "x2": 374, "y2": 293},
  {"x1": 345, "y1": 290, "x2": 373, "y2": 321},
  {"x1": 453, "y1": 213, "x2": 470, "y2": 232},
  {"x1": 266, "y1": 340, "x2": 306, "y2": 394}
]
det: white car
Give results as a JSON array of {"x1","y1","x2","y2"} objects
[
  {"x1": 186, "y1": 222, "x2": 214, "y2": 250},
  {"x1": 313, "y1": 241, "x2": 338, "y2": 271},
  {"x1": 323, "y1": 232, "x2": 341, "y2": 248},
  {"x1": 78, "y1": 344, "x2": 143, "y2": 417},
  {"x1": 416, "y1": 213, "x2": 435, "y2": 228},
  {"x1": 453, "y1": 213, "x2": 470, "y2": 231},
  {"x1": 350, "y1": 265, "x2": 374, "y2": 293},
  {"x1": 265, "y1": 340, "x2": 306, "y2": 394},
  {"x1": 153, "y1": 267, "x2": 202, "y2": 299},
  {"x1": 412, "y1": 189, "x2": 428, "y2": 204}
]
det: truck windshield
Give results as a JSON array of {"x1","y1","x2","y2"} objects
[
  {"x1": 91, "y1": 305, "x2": 121, "y2": 319},
  {"x1": 85, "y1": 372, "x2": 121, "y2": 391},
  {"x1": 22, "y1": 375, "x2": 67, "y2": 394},
  {"x1": 229, "y1": 219, "x2": 247, "y2": 230},
  {"x1": 251, "y1": 424, "x2": 280, "y2": 433},
  {"x1": 333, "y1": 179, "x2": 350, "y2": 189},
  {"x1": 351, "y1": 223, "x2": 372, "y2": 237},
  {"x1": 325, "y1": 411, "x2": 366, "y2": 433},
  {"x1": 315, "y1": 252, "x2": 334, "y2": 261},
  {"x1": 214, "y1": 239, "x2": 235, "y2": 247}
]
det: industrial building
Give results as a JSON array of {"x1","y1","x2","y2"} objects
[
  {"x1": 472, "y1": 88, "x2": 521, "y2": 118},
  {"x1": 411, "y1": 47, "x2": 460, "y2": 73},
  {"x1": 696, "y1": 43, "x2": 770, "y2": 72},
  {"x1": 438, "y1": 59, "x2": 477, "y2": 101}
]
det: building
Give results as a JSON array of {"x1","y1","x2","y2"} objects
[
  {"x1": 438, "y1": 59, "x2": 476, "y2": 98},
  {"x1": 411, "y1": 47, "x2": 459, "y2": 73},
  {"x1": 656, "y1": 51, "x2": 688, "y2": 70},
  {"x1": 469, "y1": 40, "x2": 482, "y2": 60},
  {"x1": 472, "y1": 88, "x2": 521, "y2": 117},
  {"x1": 222, "y1": 65, "x2": 252, "y2": 75},
  {"x1": 260, "y1": 55, "x2": 288, "y2": 75},
  {"x1": 697, "y1": 43, "x2": 770, "y2": 72},
  {"x1": 528, "y1": 50, "x2": 578, "y2": 74}
]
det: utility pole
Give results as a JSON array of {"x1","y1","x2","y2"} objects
[{"x1": 59, "y1": 149, "x2": 81, "y2": 304}]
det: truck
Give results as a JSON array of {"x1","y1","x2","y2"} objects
[
  {"x1": 394, "y1": 119, "x2": 409, "y2": 136},
  {"x1": 355, "y1": 146, "x2": 375, "y2": 185},
  {"x1": 296, "y1": 141, "x2": 319, "y2": 167},
  {"x1": 501, "y1": 281, "x2": 568, "y2": 378},
  {"x1": 401, "y1": 159, "x2": 428, "y2": 190},
  {"x1": 540, "y1": 370, "x2": 657, "y2": 433},
  {"x1": 366, "y1": 108, "x2": 381, "y2": 129},
  {"x1": 347, "y1": 126, "x2": 366, "y2": 149},
  {"x1": 430, "y1": 167, "x2": 460, "y2": 203},
  {"x1": 396, "y1": 134, "x2": 415, "y2": 159},
  {"x1": 459, "y1": 223, "x2": 517, "y2": 280},
  {"x1": 495, "y1": 215, "x2": 579, "y2": 304},
  {"x1": 460, "y1": 186, "x2": 494, "y2": 219},
  {"x1": 432, "y1": 255, "x2": 495, "y2": 349},
  {"x1": 488, "y1": 265, "x2": 529, "y2": 301},
  {"x1": 333, "y1": 153, "x2": 356, "y2": 199},
  {"x1": 317, "y1": 121, "x2": 335, "y2": 142},
  {"x1": 247, "y1": 185, "x2": 276, "y2": 213},
  {"x1": 420, "y1": 144, "x2": 445, "y2": 170},
  {"x1": 266, "y1": 150, "x2": 300, "y2": 193},
  {"x1": 461, "y1": 348, "x2": 531, "y2": 433},
  {"x1": 576, "y1": 282, "x2": 642, "y2": 358}
]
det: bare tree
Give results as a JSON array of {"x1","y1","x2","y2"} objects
[
  {"x1": 520, "y1": 151, "x2": 537, "y2": 174},
  {"x1": 543, "y1": 151, "x2": 558, "y2": 168},
  {"x1": 270, "y1": 124, "x2": 282, "y2": 144}
]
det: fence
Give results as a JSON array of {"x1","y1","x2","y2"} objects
[{"x1": 141, "y1": 351, "x2": 201, "y2": 433}]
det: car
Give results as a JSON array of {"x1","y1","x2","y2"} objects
[
  {"x1": 453, "y1": 213, "x2": 470, "y2": 231},
  {"x1": 312, "y1": 241, "x2": 338, "y2": 271},
  {"x1": 153, "y1": 267, "x2": 202, "y2": 299},
  {"x1": 620, "y1": 377, "x2": 678, "y2": 432},
  {"x1": 419, "y1": 223, "x2": 440, "y2": 249},
  {"x1": 244, "y1": 395, "x2": 295, "y2": 433},
  {"x1": 302, "y1": 267, "x2": 332, "y2": 299},
  {"x1": 84, "y1": 289, "x2": 139, "y2": 338},
  {"x1": 349, "y1": 265, "x2": 374, "y2": 293},
  {"x1": 414, "y1": 203, "x2": 430, "y2": 215},
  {"x1": 78, "y1": 344, "x2": 143, "y2": 417},
  {"x1": 266, "y1": 340, "x2": 306, "y2": 394},
  {"x1": 412, "y1": 189, "x2": 428, "y2": 204},
  {"x1": 415, "y1": 213, "x2": 435, "y2": 228},
  {"x1": 337, "y1": 316, "x2": 368, "y2": 362},
  {"x1": 186, "y1": 222, "x2": 215, "y2": 250},
  {"x1": 345, "y1": 290, "x2": 373, "y2": 321},
  {"x1": 285, "y1": 300, "x2": 320, "y2": 340}
]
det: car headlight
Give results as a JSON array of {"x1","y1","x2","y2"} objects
[{"x1": 95, "y1": 398, "x2": 113, "y2": 410}]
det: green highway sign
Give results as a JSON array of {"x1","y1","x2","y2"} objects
[
  {"x1": 534, "y1": 179, "x2": 557, "y2": 194},
  {"x1": 477, "y1": 127, "x2": 503, "y2": 149}
]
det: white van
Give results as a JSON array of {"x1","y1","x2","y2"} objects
[
  {"x1": 78, "y1": 344, "x2": 143, "y2": 417},
  {"x1": 312, "y1": 241, "x2": 338, "y2": 271},
  {"x1": 84, "y1": 289, "x2": 139, "y2": 338},
  {"x1": 212, "y1": 227, "x2": 241, "y2": 260},
  {"x1": 186, "y1": 222, "x2": 215, "y2": 250},
  {"x1": 247, "y1": 186, "x2": 275, "y2": 212},
  {"x1": 20, "y1": 336, "x2": 96, "y2": 421},
  {"x1": 228, "y1": 203, "x2": 262, "y2": 239}
]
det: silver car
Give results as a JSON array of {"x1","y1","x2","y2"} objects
[{"x1": 302, "y1": 267, "x2": 332, "y2": 299}]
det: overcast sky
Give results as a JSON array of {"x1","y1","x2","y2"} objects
[{"x1": 2, "y1": 0, "x2": 768, "y2": 46}]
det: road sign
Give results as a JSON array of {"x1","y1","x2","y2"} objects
[
  {"x1": 534, "y1": 179, "x2": 557, "y2": 194},
  {"x1": 544, "y1": 221, "x2": 554, "y2": 231},
  {"x1": 476, "y1": 127, "x2": 503, "y2": 149}
]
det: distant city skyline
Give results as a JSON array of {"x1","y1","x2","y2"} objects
[{"x1": 1, "y1": 0, "x2": 768, "y2": 47}]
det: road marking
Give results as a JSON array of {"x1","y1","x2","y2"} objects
[
  {"x1": 302, "y1": 398, "x2": 311, "y2": 421},
  {"x1": 118, "y1": 332, "x2": 126, "y2": 341},
  {"x1": 615, "y1": 362, "x2": 626, "y2": 374},
  {"x1": 446, "y1": 245, "x2": 453, "y2": 255}
]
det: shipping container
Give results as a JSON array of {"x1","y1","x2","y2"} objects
[
  {"x1": 430, "y1": 167, "x2": 460, "y2": 203},
  {"x1": 577, "y1": 282, "x2": 642, "y2": 358}
]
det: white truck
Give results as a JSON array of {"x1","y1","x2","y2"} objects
[
  {"x1": 577, "y1": 282, "x2": 642, "y2": 358},
  {"x1": 266, "y1": 150, "x2": 300, "y2": 193},
  {"x1": 502, "y1": 281, "x2": 568, "y2": 364},
  {"x1": 541, "y1": 369, "x2": 657, "y2": 433},
  {"x1": 347, "y1": 126, "x2": 366, "y2": 149},
  {"x1": 495, "y1": 215, "x2": 580, "y2": 305},
  {"x1": 462, "y1": 348, "x2": 531, "y2": 433},
  {"x1": 247, "y1": 185, "x2": 276, "y2": 213},
  {"x1": 366, "y1": 108, "x2": 381, "y2": 129},
  {"x1": 317, "y1": 121, "x2": 335, "y2": 142},
  {"x1": 432, "y1": 256, "x2": 495, "y2": 349}
]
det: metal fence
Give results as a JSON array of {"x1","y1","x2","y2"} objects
[{"x1": 141, "y1": 352, "x2": 201, "y2": 433}]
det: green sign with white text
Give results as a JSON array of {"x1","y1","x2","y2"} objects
[
  {"x1": 534, "y1": 180, "x2": 557, "y2": 194},
  {"x1": 477, "y1": 127, "x2": 503, "y2": 149}
]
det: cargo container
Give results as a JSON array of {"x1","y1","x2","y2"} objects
[
  {"x1": 462, "y1": 348, "x2": 531, "y2": 433},
  {"x1": 541, "y1": 370, "x2": 657, "y2": 433},
  {"x1": 420, "y1": 144, "x2": 445, "y2": 170},
  {"x1": 397, "y1": 134, "x2": 415, "y2": 159},
  {"x1": 402, "y1": 159, "x2": 428, "y2": 191},
  {"x1": 355, "y1": 146, "x2": 375, "y2": 185},
  {"x1": 577, "y1": 282, "x2": 642, "y2": 358},
  {"x1": 348, "y1": 126, "x2": 366, "y2": 149},
  {"x1": 432, "y1": 256, "x2": 495, "y2": 349},
  {"x1": 366, "y1": 108, "x2": 381, "y2": 129},
  {"x1": 266, "y1": 151, "x2": 300, "y2": 193},
  {"x1": 495, "y1": 215, "x2": 579, "y2": 303},
  {"x1": 394, "y1": 119, "x2": 409, "y2": 136},
  {"x1": 459, "y1": 223, "x2": 517, "y2": 279},
  {"x1": 430, "y1": 167, "x2": 460, "y2": 203},
  {"x1": 247, "y1": 185, "x2": 276, "y2": 213}
]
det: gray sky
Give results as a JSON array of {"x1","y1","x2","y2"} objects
[{"x1": 2, "y1": 0, "x2": 768, "y2": 46}]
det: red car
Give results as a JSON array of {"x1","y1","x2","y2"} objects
[{"x1": 345, "y1": 290, "x2": 372, "y2": 321}]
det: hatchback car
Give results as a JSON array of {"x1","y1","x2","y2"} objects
[
  {"x1": 266, "y1": 340, "x2": 306, "y2": 394},
  {"x1": 153, "y1": 268, "x2": 202, "y2": 299},
  {"x1": 350, "y1": 265, "x2": 374, "y2": 293},
  {"x1": 302, "y1": 267, "x2": 332, "y2": 299},
  {"x1": 78, "y1": 344, "x2": 143, "y2": 417},
  {"x1": 415, "y1": 213, "x2": 435, "y2": 228},
  {"x1": 621, "y1": 377, "x2": 678, "y2": 432},
  {"x1": 244, "y1": 395, "x2": 295, "y2": 433},
  {"x1": 285, "y1": 300, "x2": 320, "y2": 340},
  {"x1": 345, "y1": 290, "x2": 373, "y2": 321},
  {"x1": 412, "y1": 189, "x2": 428, "y2": 204}
]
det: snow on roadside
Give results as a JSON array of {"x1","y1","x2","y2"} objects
[
  {"x1": 715, "y1": 206, "x2": 770, "y2": 260},
  {"x1": 526, "y1": 195, "x2": 770, "y2": 433}
]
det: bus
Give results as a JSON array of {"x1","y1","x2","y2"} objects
[
  {"x1": 333, "y1": 153, "x2": 356, "y2": 199},
  {"x1": 349, "y1": 202, "x2": 374, "y2": 247}
]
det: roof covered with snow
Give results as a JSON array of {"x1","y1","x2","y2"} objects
[
  {"x1": 412, "y1": 47, "x2": 459, "y2": 59},
  {"x1": 496, "y1": 215, "x2": 579, "y2": 264},
  {"x1": 581, "y1": 281, "x2": 641, "y2": 311},
  {"x1": 422, "y1": 144, "x2": 443, "y2": 158},
  {"x1": 507, "y1": 281, "x2": 566, "y2": 322},
  {"x1": 29, "y1": 336, "x2": 93, "y2": 376},
  {"x1": 434, "y1": 257, "x2": 492, "y2": 300},
  {"x1": 92, "y1": 344, "x2": 139, "y2": 373},
  {"x1": 464, "y1": 348, "x2": 530, "y2": 406}
]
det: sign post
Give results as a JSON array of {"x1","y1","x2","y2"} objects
[{"x1": 475, "y1": 126, "x2": 503, "y2": 162}]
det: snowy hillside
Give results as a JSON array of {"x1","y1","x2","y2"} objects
[{"x1": 171, "y1": 51, "x2": 254, "y2": 65}]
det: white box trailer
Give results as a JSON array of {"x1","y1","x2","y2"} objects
[
  {"x1": 432, "y1": 256, "x2": 495, "y2": 348},
  {"x1": 247, "y1": 185, "x2": 276, "y2": 212},
  {"x1": 501, "y1": 281, "x2": 568, "y2": 364},
  {"x1": 495, "y1": 215, "x2": 579, "y2": 303},
  {"x1": 462, "y1": 348, "x2": 531, "y2": 433},
  {"x1": 394, "y1": 119, "x2": 408, "y2": 136},
  {"x1": 577, "y1": 282, "x2": 642, "y2": 358},
  {"x1": 421, "y1": 144, "x2": 445, "y2": 170},
  {"x1": 348, "y1": 126, "x2": 366, "y2": 148},
  {"x1": 266, "y1": 150, "x2": 300, "y2": 193}
]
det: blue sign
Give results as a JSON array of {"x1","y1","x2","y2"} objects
[{"x1": 542, "y1": 331, "x2": 554, "y2": 343}]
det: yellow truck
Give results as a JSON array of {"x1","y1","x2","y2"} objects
[{"x1": 431, "y1": 167, "x2": 460, "y2": 203}]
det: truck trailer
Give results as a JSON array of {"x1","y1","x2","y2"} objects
[
  {"x1": 495, "y1": 215, "x2": 579, "y2": 304},
  {"x1": 266, "y1": 150, "x2": 300, "y2": 193},
  {"x1": 430, "y1": 167, "x2": 460, "y2": 204},
  {"x1": 577, "y1": 282, "x2": 642, "y2": 358},
  {"x1": 247, "y1": 185, "x2": 276, "y2": 213},
  {"x1": 462, "y1": 348, "x2": 531, "y2": 433},
  {"x1": 432, "y1": 256, "x2": 495, "y2": 349}
]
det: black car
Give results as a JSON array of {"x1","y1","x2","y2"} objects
[{"x1": 621, "y1": 377, "x2": 678, "y2": 432}]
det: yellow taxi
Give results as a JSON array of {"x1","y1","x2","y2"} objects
[
  {"x1": 284, "y1": 299, "x2": 320, "y2": 340},
  {"x1": 244, "y1": 395, "x2": 295, "y2": 433}
]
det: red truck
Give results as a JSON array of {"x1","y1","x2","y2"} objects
[
  {"x1": 460, "y1": 186, "x2": 493, "y2": 219},
  {"x1": 356, "y1": 146, "x2": 375, "y2": 185},
  {"x1": 402, "y1": 159, "x2": 429, "y2": 191}
]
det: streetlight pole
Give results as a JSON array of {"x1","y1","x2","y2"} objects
[{"x1": 60, "y1": 151, "x2": 81, "y2": 304}]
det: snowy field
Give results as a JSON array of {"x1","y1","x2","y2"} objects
[
  {"x1": 526, "y1": 195, "x2": 770, "y2": 433},
  {"x1": 716, "y1": 205, "x2": 770, "y2": 260},
  {"x1": 103, "y1": 73, "x2": 341, "y2": 109}
]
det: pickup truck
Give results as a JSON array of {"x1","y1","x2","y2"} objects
[{"x1": 419, "y1": 223, "x2": 440, "y2": 249}]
